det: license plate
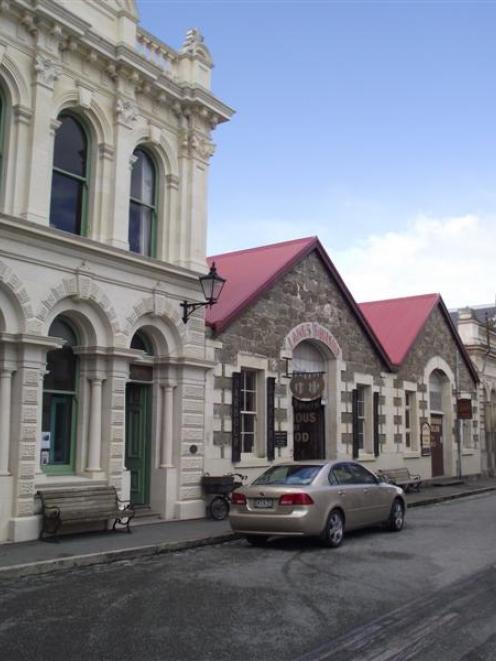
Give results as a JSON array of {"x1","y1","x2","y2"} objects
[{"x1": 254, "y1": 498, "x2": 273, "y2": 509}]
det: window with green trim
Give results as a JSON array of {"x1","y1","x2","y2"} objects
[
  {"x1": 129, "y1": 148, "x2": 157, "y2": 256},
  {"x1": 41, "y1": 317, "x2": 79, "y2": 474},
  {"x1": 49, "y1": 114, "x2": 88, "y2": 235}
]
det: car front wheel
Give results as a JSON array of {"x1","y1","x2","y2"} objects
[
  {"x1": 388, "y1": 498, "x2": 405, "y2": 532},
  {"x1": 321, "y1": 509, "x2": 344, "y2": 548}
]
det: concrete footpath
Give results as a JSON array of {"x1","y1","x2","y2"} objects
[{"x1": 1, "y1": 477, "x2": 495, "y2": 579}]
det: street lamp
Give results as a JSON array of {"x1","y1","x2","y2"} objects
[{"x1": 181, "y1": 262, "x2": 226, "y2": 324}]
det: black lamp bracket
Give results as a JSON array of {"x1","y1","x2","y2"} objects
[{"x1": 181, "y1": 300, "x2": 210, "y2": 324}]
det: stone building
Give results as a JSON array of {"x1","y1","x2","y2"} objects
[
  {"x1": 452, "y1": 305, "x2": 496, "y2": 476},
  {"x1": 0, "y1": 0, "x2": 232, "y2": 542},
  {"x1": 204, "y1": 237, "x2": 480, "y2": 482}
]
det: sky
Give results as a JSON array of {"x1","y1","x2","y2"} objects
[{"x1": 138, "y1": 0, "x2": 496, "y2": 309}]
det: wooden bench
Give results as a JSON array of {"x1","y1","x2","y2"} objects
[
  {"x1": 377, "y1": 467, "x2": 421, "y2": 493},
  {"x1": 37, "y1": 486, "x2": 135, "y2": 540}
]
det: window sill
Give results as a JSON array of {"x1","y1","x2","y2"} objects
[
  {"x1": 462, "y1": 449, "x2": 475, "y2": 456},
  {"x1": 35, "y1": 473, "x2": 107, "y2": 488},
  {"x1": 235, "y1": 457, "x2": 270, "y2": 469},
  {"x1": 358, "y1": 453, "x2": 376, "y2": 462}
]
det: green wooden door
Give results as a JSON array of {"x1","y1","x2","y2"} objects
[{"x1": 125, "y1": 383, "x2": 151, "y2": 506}]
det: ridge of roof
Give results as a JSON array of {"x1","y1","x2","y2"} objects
[{"x1": 208, "y1": 236, "x2": 317, "y2": 261}]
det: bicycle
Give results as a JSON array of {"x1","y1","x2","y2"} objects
[{"x1": 201, "y1": 472, "x2": 248, "y2": 521}]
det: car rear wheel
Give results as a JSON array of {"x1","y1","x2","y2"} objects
[
  {"x1": 388, "y1": 498, "x2": 405, "y2": 532},
  {"x1": 207, "y1": 496, "x2": 230, "y2": 521},
  {"x1": 321, "y1": 509, "x2": 344, "y2": 548},
  {"x1": 245, "y1": 535, "x2": 269, "y2": 547}
]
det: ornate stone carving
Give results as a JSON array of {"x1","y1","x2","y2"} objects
[
  {"x1": 115, "y1": 97, "x2": 138, "y2": 125},
  {"x1": 178, "y1": 129, "x2": 215, "y2": 160},
  {"x1": 33, "y1": 53, "x2": 60, "y2": 89}
]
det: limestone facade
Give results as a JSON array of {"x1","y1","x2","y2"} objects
[{"x1": 0, "y1": 0, "x2": 232, "y2": 541}]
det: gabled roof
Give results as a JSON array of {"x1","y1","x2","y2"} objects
[
  {"x1": 359, "y1": 294, "x2": 479, "y2": 381},
  {"x1": 359, "y1": 294, "x2": 440, "y2": 366},
  {"x1": 206, "y1": 237, "x2": 392, "y2": 368}
]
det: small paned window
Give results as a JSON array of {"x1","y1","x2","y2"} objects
[
  {"x1": 405, "y1": 391, "x2": 412, "y2": 448},
  {"x1": 356, "y1": 386, "x2": 365, "y2": 450},
  {"x1": 50, "y1": 115, "x2": 88, "y2": 235},
  {"x1": 241, "y1": 369, "x2": 257, "y2": 453},
  {"x1": 129, "y1": 148, "x2": 156, "y2": 256}
]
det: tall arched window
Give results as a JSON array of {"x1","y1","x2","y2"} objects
[
  {"x1": 49, "y1": 114, "x2": 88, "y2": 235},
  {"x1": 129, "y1": 148, "x2": 156, "y2": 256},
  {"x1": 42, "y1": 316, "x2": 79, "y2": 473},
  {"x1": 0, "y1": 92, "x2": 4, "y2": 188}
]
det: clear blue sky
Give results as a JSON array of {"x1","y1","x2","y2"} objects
[{"x1": 138, "y1": 0, "x2": 496, "y2": 307}]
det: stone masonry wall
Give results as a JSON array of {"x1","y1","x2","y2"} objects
[{"x1": 216, "y1": 251, "x2": 385, "y2": 375}]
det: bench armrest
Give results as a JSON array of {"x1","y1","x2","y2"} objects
[
  {"x1": 116, "y1": 497, "x2": 133, "y2": 507},
  {"x1": 42, "y1": 504, "x2": 61, "y2": 519}
]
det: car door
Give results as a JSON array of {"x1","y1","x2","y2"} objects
[
  {"x1": 329, "y1": 463, "x2": 366, "y2": 530},
  {"x1": 348, "y1": 462, "x2": 390, "y2": 525}
]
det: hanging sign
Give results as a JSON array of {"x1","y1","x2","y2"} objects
[
  {"x1": 290, "y1": 372, "x2": 325, "y2": 401},
  {"x1": 457, "y1": 399, "x2": 473, "y2": 420}
]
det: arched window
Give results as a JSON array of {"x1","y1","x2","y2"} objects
[
  {"x1": 49, "y1": 114, "x2": 88, "y2": 235},
  {"x1": 131, "y1": 329, "x2": 154, "y2": 356},
  {"x1": 42, "y1": 316, "x2": 79, "y2": 472},
  {"x1": 0, "y1": 91, "x2": 4, "y2": 188},
  {"x1": 429, "y1": 370, "x2": 445, "y2": 412},
  {"x1": 129, "y1": 148, "x2": 156, "y2": 256}
]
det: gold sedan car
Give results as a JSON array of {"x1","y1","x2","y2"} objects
[{"x1": 229, "y1": 460, "x2": 406, "y2": 547}]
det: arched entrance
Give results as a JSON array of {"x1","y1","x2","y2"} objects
[
  {"x1": 125, "y1": 330, "x2": 154, "y2": 506},
  {"x1": 429, "y1": 369, "x2": 449, "y2": 477},
  {"x1": 292, "y1": 341, "x2": 326, "y2": 460}
]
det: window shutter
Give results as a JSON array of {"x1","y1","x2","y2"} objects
[
  {"x1": 266, "y1": 377, "x2": 276, "y2": 462},
  {"x1": 231, "y1": 372, "x2": 242, "y2": 463},
  {"x1": 352, "y1": 389, "x2": 359, "y2": 459},
  {"x1": 373, "y1": 391, "x2": 380, "y2": 457}
]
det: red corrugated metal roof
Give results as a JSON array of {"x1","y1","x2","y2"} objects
[
  {"x1": 206, "y1": 237, "x2": 318, "y2": 334},
  {"x1": 359, "y1": 294, "x2": 440, "y2": 365}
]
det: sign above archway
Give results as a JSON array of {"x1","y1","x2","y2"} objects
[{"x1": 283, "y1": 322, "x2": 342, "y2": 359}]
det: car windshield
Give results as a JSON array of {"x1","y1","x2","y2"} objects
[{"x1": 252, "y1": 465, "x2": 321, "y2": 486}]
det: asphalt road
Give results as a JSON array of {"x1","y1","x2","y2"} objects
[{"x1": 1, "y1": 493, "x2": 496, "y2": 661}]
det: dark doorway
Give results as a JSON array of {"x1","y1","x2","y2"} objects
[
  {"x1": 430, "y1": 414, "x2": 444, "y2": 477},
  {"x1": 125, "y1": 383, "x2": 152, "y2": 506},
  {"x1": 293, "y1": 398, "x2": 325, "y2": 460}
]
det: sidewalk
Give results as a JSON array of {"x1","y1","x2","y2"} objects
[{"x1": 1, "y1": 478, "x2": 495, "y2": 579}]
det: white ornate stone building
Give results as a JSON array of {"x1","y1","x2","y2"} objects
[
  {"x1": 0, "y1": 0, "x2": 232, "y2": 541},
  {"x1": 453, "y1": 305, "x2": 496, "y2": 476}
]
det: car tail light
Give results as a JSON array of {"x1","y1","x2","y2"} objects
[
  {"x1": 279, "y1": 493, "x2": 314, "y2": 506},
  {"x1": 231, "y1": 492, "x2": 246, "y2": 506}
]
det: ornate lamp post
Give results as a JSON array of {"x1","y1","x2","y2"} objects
[{"x1": 181, "y1": 262, "x2": 226, "y2": 324}]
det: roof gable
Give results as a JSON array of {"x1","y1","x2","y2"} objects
[
  {"x1": 360, "y1": 293, "x2": 478, "y2": 382},
  {"x1": 359, "y1": 294, "x2": 440, "y2": 366},
  {"x1": 206, "y1": 237, "x2": 392, "y2": 368}
]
